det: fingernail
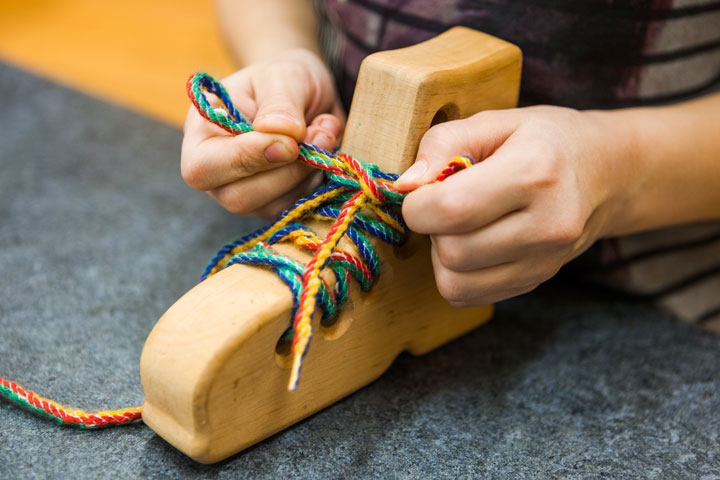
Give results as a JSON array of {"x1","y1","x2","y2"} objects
[
  {"x1": 310, "y1": 133, "x2": 332, "y2": 148},
  {"x1": 264, "y1": 142, "x2": 293, "y2": 163},
  {"x1": 320, "y1": 117, "x2": 336, "y2": 130},
  {"x1": 397, "y1": 160, "x2": 427, "y2": 185}
]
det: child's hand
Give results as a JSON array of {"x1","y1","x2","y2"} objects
[
  {"x1": 181, "y1": 49, "x2": 344, "y2": 219},
  {"x1": 395, "y1": 106, "x2": 636, "y2": 306}
]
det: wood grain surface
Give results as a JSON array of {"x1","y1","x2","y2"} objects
[{"x1": 140, "y1": 27, "x2": 521, "y2": 463}]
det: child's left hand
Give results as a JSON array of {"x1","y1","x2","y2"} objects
[{"x1": 394, "y1": 105, "x2": 637, "y2": 306}]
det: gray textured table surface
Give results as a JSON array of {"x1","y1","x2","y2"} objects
[{"x1": 1, "y1": 63, "x2": 719, "y2": 479}]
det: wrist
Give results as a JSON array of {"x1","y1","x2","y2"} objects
[
  {"x1": 581, "y1": 108, "x2": 646, "y2": 239},
  {"x1": 585, "y1": 96, "x2": 720, "y2": 237},
  {"x1": 218, "y1": 0, "x2": 321, "y2": 66}
]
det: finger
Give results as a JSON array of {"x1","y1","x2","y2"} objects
[
  {"x1": 394, "y1": 109, "x2": 521, "y2": 191},
  {"x1": 402, "y1": 138, "x2": 535, "y2": 234},
  {"x1": 208, "y1": 160, "x2": 315, "y2": 215},
  {"x1": 304, "y1": 113, "x2": 343, "y2": 150},
  {"x1": 251, "y1": 67, "x2": 312, "y2": 141},
  {"x1": 307, "y1": 113, "x2": 343, "y2": 140},
  {"x1": 431, "y1": 210, "x2": 540, "y2": 272},
  {"x1": 253, "y1": 171, "x2": 326, "y2": 220},
  {"x1": 182, "y1": 71, "x2": 299, "y2": 191},
  {"x1": 430, "y1": 247, "x2": 540, "y2": 307},
  {"x1": 181, "y1": 130, "x2": 299, "y2": 191}
]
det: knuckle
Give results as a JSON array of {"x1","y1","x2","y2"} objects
[
  {"x1": 541, "y1": 213, "x2": 585, "y2": 247},
  {"x1": 518, "y1": 259, "x2": 561, "y2": 291},
  {"x1": 181, "y1": 157, "x2": 210, "y2": 191},
  {"x1": 515, "y1": 156, "x2": 558, "y2": 194},
  {"x1": 434, "y1": 191, "x2": 472, "y2": 230},
  {"x1": 423, "y1": 122, "x2": 453, "y2": 142},
  {"x1": 421, "y1": 122, "x2": 465, "y2": 152},
  {"x1": 434, "y1": 267, "x2": 470, "y2": 306},
  {"x1": 211, "y1": 186, "x2": 257, "y2": 216},
  {"x1": 433, "y1": 236, "x2": 469, "y2": 271},
  {"x1": 220, "y1": 193, "x2": 255, "y2": 216}
]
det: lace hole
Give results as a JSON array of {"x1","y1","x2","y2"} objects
[
  {"x1": 274, "y1": 328, "x2": 293, "y2": 369},
  {"x1": 430, "y1": 103, "x2": 459, "y2": 127},
  {"x1": 320, "y1": 299, "x2": 354, "y2": 341}
]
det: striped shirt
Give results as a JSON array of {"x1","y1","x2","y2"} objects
[{"x1": 316, "y1": 0, "x2": 720, "y2": 331}]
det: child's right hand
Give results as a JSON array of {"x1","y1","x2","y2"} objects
[{"x1": 181, "y1": 49, "x2": 344, "y2": 219}]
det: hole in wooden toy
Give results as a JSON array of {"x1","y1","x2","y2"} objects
[
  {"x1": 430, "y1": 103, "x2": 460, "y2": 127},
  {"x1": 320, "y1": 299, "x2": 354, "y2": 341},
  {"x1": 431, "y1": 109, "x2": 448, "y2": 126},
  {"x1": 274, "y1": 328, "x2": 293, "y2": 369}
]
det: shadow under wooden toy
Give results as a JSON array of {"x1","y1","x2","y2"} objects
[{"x1": 140, "y1": 27, "x2": 522, "y2": 463}]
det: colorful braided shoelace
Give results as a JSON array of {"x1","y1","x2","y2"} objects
[{"x1": 0, "y1": 72, "x2": 472, "y2": 426}]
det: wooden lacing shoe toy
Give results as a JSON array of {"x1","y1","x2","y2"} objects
[
  {"x1": 139, "y1": 27, "x2": 521, "y2": 463},
  {"x1": 0, "y1": 26, "x2": 521, "y2": 463}
]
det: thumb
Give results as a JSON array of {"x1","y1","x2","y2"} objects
[
  {"x1": 251, "y1": 71, "x2": 310, "y2": 141},
  {"x1": 394, "y1": 111, "x2": 520, "y2": 192}
]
